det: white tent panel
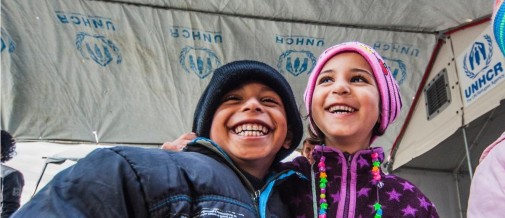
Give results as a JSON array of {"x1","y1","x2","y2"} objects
[
  {"x1": 392, "y1": 39, "x2": 464, "y2": 169},
  {"x1": 392, "y1": 21, "x2": 504, "y2": 170},
  {"x1": 452, "y1": 26, "x2": 505, "y2": 125}
]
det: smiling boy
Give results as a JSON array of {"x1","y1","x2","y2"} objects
[{"x1": 13, "y1": 60, "x2": 304, "y2": 218}]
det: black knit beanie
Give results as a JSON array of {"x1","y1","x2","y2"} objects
[{"x1": 192, "y1": 60, "x2": 303, "y2": 163}]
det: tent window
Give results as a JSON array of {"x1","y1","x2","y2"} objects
[{"x1": 424, "y1": 68, "x2": 451, "y2": 120}]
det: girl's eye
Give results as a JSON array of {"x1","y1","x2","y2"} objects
[
  {"x1": 351, "y1": 75, "x2": 369, "y2": 83},
  {"x1": 317, "y1": 76, "x2": 334, "y2": 84}
]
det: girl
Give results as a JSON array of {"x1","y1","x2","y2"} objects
[{"x1": 281, "y1": 42, "x2": 439, "y2": 218}]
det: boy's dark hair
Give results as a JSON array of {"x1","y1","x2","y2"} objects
[
  {"x1": 303, "y1": 137, "x2": 318, "y2": 146},
  {"x1": 1, "y1": 130, "x2": 17, "y2": 163},
  {"x1": 192, "y1": 60, "x2": 303, "y2": 163}
]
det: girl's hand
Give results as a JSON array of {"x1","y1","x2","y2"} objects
[{"x1": 160, "y1": 132, "x2": 197, "y2": 151}]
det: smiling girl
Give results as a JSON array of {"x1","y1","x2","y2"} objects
[{"x1": 282, "y1": 42, "x2": 439, "y2": 218}]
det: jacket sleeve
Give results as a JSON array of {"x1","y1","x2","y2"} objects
[
  {"x1": 12, "y1": 148, "x2": 148, "y2": 218},
  {"x1": 1, "y1": 170, "x2": 24, "y2": 218},
  {"x1": 467, "y1": 133, "x2": 505, "y2": 217}
]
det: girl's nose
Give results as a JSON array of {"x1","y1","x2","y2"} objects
[
  {"x1": 242, "y1": 98, "x2": 264, "y2": 112},
  {"x1": 331, "y1": 80, "x2": 351, "y2": 95}
]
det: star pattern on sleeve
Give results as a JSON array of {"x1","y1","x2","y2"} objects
[
  {"x1": 331, "y1": 191, "x2": 341, "y2": 203},
  {"x1": 357, "y1": 156, "x2": 369, "y2": 168},
  {"x1": 418, "y1": 196, "x2": 431, "y2": 211},
  {"x1": 357, "y1": 187, "x2": 371, "y2": 197},
  {"x1": 386, "y1": 188, "x2": 402, "y2": 202},
  {"x1": 402, "y1": 205, "x2": 418, "y2": 216},
  {"x1": 400, "y1": 181, "x2": 415, "y2": 192}
]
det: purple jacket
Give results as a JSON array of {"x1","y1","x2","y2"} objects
[{"x1": 278, "y1": 146, "x2": 439, "y2": 218}]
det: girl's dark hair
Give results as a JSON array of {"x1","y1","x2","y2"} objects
[
  {"x1": 1, "y1": 130, "x2": 16, "y2": 163},
  {"x1": 305, "y1": 115, "x2": 325, "y2": 145}
]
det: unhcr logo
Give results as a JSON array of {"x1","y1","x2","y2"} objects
[
  {"x1": 1, "y1": 28, "x2": 15, "y2": 53},
  {"x1": 383, "y1": 57, "x2": 407, "y2": 85},
  {"x1": 463, "y1": 35, "x2": 493, "y2": 79},
  {"x1": 179, "y1": 46, "x2": 221, "y2": 79},
  {"x1": 75, "y1": 32, "x2": 122, "y2": 67},
  {"x1": 277, "y1": 50, "x2": 316, "y2": 76},
  {"x1": 461, "y1": 34, "x2": 504, "y2": 102}
]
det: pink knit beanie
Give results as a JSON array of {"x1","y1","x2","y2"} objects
[{"x1": 304, "y1": 42, "x2": 402, "y2": 144}]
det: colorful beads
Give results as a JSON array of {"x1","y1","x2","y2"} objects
[
  {"x1": 373, "y1": 202, "x2": 383, "y2": 218},
  {"x1": 371, "y1": 152, "x2": 382, "y2": 184},
  {"x1": 371, "y1": 151, "x2": 383, "y2": 218},
  {"x1": 318, "y1": 154, "x2": 328, "y2": 218}
]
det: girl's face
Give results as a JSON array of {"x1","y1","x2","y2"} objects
[{"x1": 311, "y1": 52, "x2": 380, "y2": 152}]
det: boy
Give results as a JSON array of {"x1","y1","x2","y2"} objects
[
  {"x1": 13, "y1": 60, "x2": 304, "y2": 217},
  {"x1": 301, "y1": 137, "x2": 317, "y2": 164},
  {"x1": 1, "y1": 130, "x2": 24, "y2": 217}
]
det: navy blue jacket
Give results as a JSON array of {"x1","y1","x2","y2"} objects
[
  {"x1": 13, "y1": 138, "x2": 305, "y2": 218},
  {"x1": 1, "y1": 164, "x2": 24, "y2": 218}
]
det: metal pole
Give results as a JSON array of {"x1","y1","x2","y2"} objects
[
  {"x1": 454, "y1": 173, "x2": 464, "y2": 218},
  {"x1": 462, "y1": 127, "x2": 473, "y2": 179},
  {"x1": 32, "y1": 163, "x2": 49, "y2": 197}
]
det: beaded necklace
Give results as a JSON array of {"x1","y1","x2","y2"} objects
[{"x1": 317, "y1": 147, "x2": 383, "y2": 218}]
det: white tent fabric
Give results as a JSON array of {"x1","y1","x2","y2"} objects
[{"x1": 1, "y1": 0, "x2": 457, "y2": 154}]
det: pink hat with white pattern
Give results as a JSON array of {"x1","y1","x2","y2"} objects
[{"x1": 304, "y1": 41, "x2": 402, "y2": 144}]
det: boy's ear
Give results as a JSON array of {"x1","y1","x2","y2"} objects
[{"x1": 282, "y1": 130, "x2": 293, "y2": 149}]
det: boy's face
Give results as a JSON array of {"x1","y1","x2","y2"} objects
[
  {"x1": 311, "y1": 52, "x2": 380, "y2": 151},
  {"x1": 302, "y1": 142, "x2": 315, "y2": 164},
  {"x1": 210, "y1": 82, "x2": 290, "y2": 168}
]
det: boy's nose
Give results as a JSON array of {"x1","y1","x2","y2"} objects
[{"x1": 242, "y1": 98, "x2": 263, "y2": 112}]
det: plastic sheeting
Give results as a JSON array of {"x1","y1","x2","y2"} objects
[{"x1": 1, "y1": 0, "x2": 492, "y2": 154}]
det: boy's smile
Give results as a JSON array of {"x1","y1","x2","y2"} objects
[
  {"x1": 311, "y1": 52, "x2": 380, "y2": 153},
  {"x1": 233, "y1": 122, "x2": 270, "y2": 136},
  {"x1": 210, "y1": 82, "x2": 290, "y2": 178}
]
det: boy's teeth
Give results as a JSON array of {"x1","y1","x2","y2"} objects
[
  {"x1": 329, "y1": 105, "x2": 356, "y2": 113},
  {"x1": 234, "y1": 123, "x2": 269, "y2": 136}
]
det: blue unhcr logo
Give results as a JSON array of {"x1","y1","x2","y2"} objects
[
  {"x1": 383, "y1": 57, "x2": 407, "y2": 85},
  {"x1": 463, "y1": 35, "x2": 493, "y2": 79},
  {"x1": 75, "y1": 32, "x2": 122, "y2": 66},
  {"x1": 1, "y1": 28, "x2": 16, "y2": 53},
  {"x1": 277, "y1": 50, "x2": 316, "y2": 76},
  {"x1": 179, "y1": 46, "x2": 221, "y2": 79}
]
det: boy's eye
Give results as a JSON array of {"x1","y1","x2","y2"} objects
[
  {"x1": 222, "y1": 95, "x2": 241, "y2": 102},
  {"x1": 261, "y1": 97, "x2": 280, "y2": 105}
]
